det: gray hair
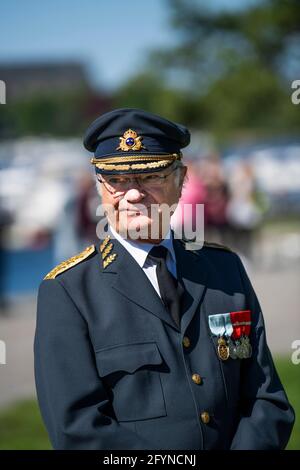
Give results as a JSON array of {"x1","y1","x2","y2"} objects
[
  {"x1": 95, "y1": 175, "x2": 102, "y2": 197},
  {"x1": 172, "y1": 159, "x2": 187, "y2": 187}
]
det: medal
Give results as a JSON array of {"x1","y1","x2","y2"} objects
[
  {"x1": 240, "y1": 336, "x2": 252, "y2": 358},
  {"x1": 218, "y1": 336, "x2": 229, "y2": 361},
  {"x1": 228, "y1": 337, "x2": 238, "y2": 359},
  {"x1": 209, "y1": 311, "x2": 252, "y2": 361},
  {"x1": 235, "y1": 339, "x2": 244, "y2": 359},
  {"x1": 230, "y1": 310, "x2": 252, "y2": 360}
]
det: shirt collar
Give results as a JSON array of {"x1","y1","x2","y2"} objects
[{"x1": 108, "y1": 224, "x2": 176, "y2": 269}]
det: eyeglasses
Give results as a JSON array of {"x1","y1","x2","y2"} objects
[{"x1": 97, "y1": 166, "x2": 178, "y2": 194}]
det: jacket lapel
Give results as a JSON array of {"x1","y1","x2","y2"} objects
[
  {"x1": 99, "y1": 236, "x2": 180, "y2": 330},
  {"x1": 173, "y1": 238, "x2": 208, "y2": 333},
  {"x1": 98, "y1": 232, "x2": 208, "y2": 333}
]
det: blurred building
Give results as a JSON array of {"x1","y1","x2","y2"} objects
[{"x1": 0, "y1": 62, "x2": 91, "y2": 101}]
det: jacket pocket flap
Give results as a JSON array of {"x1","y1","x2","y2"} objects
[{"x1": 95, "y1": 341, "x2": 163, "y2": 377}]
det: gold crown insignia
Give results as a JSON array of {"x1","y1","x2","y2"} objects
[{"x1": 116, "y1": 128, "x2": 146, "y2": 152}]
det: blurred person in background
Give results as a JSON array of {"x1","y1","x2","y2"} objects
[
  {"x1": 226, "y1": 161, "x2": 264, "y2": 261},
  {"x1": 198, "y1": 154, "x2": 231, "y2": 246},
  {"x1": 54, "y1": 173, "x2": 100, "y2": 264},
  {"x1": 0, "y1": 199, "x2": 13, "y2": 314},
  {"x1": 172, "y1": 155, "x2": 231, "y2": 246},
  {"x1": 52, "y1": 177, "x2": 81, "y2": 265},
  {"x1": 76, "y1": 172, "x2": 99, "y2": 248},
  {"x1": 171, "y1": 160, "x2": 206, "y2": 235}
]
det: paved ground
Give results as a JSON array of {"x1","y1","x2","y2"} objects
[
  {"x1": 0, "y1": 265, "x2": 299, "y2": 409},
  {"x1": 251, "y1": 266, "x2": 300, "y2": 355},
  {"x1": 0, "y1": 297, "x2": 37, "y2": 408}
]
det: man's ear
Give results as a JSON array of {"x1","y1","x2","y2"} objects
[{"x1": 180, "y1": 166, "x2": 188, "y2": 188}]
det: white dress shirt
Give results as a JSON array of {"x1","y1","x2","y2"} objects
[{"x1": 108, "y1": 224, "x2": 177, "y2": 298}]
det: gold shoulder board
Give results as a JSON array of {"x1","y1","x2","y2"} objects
[
  {"x1": 203, "y1": 241, "x2": 232, "y2": 252},
  {"x1": 44, "y1": 245, "x2": 95, "y2": 280}
]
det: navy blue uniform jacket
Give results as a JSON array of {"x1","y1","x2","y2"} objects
[{"x1": 34, "y1": 234, "x2": 295, "y2": 449}]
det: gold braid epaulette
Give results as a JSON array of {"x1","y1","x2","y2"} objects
[
  {"x1": 44, "y1": 245, "x2": 96, "y2": 280},
  {"x1": 203, "y1": 241, "x2": 232, "y2": 252}
]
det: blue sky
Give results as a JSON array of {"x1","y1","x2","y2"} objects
[{"x1": 1, "y1": 0, "x2": 255, "y2": 91}]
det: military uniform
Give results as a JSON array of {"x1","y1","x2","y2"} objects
[
  {"x1": 34, "y1": 232, "x2": 294, "y2": 449},
  {"x1": 34, "y1": 108, "x2": 294, "y2": 449}
]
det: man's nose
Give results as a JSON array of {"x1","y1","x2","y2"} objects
[{"x1": 124, "y1": 188, "x2": 145, "y2": 203}]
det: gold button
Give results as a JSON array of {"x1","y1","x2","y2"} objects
[
  {"x1": 192, "y1": 373, "x2": 202, "y2": 385},
  {"x1": 182, "y1": 336, "x2": 191, "y2": 348},
  {"x1": 200, "y1": 411, "x2": 210, "y2": 424}
]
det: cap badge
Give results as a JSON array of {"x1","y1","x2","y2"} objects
[{"x1": 116, "y1": 129, "x2": 146, "y2": 152}]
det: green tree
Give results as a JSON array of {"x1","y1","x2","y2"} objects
[
  {"x1": 114, "y1": 72, "x2": 201, "y2": 125},
  {"x1": 116, "y1": 0, "x2": 300, "y2": 138}
]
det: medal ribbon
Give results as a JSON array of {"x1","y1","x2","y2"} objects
[
  {"x1": 230, "y1": 310, "x2": 251, "y2": 340},
  {"x1": 208, "y1": 313, "x2": 226, "y2": 337},
  {"x1": 223, "y1": 313, "x2": 233, "y2": 338}
]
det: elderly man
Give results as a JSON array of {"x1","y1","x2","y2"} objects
[{"x1": 34, "y1": 108, "x2": 294, "y2": 450}]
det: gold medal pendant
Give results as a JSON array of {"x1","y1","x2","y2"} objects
[{"x1": 218, "y1": 336, "x2": 229, "y2": 361}]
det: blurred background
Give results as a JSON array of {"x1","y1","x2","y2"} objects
[{"x1": 0, "y1": 0, "x2": 299, "y2": 449}]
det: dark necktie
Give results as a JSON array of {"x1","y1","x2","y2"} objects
[{"x1": 148, "y1": 245, "x2": 184, "y2": 328}]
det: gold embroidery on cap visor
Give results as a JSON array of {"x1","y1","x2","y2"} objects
[
  {"x1": 90, "y1": 153, "x2": 182, "y2": 172},
  {"x1": 95, "y1": 160, "x2": 171, "y2": 171}
]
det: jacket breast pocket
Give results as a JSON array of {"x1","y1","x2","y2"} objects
[
  {"x1": 95, "y1": 341, "x2": 167, "y2": 422},
  {"x1": 208, "y1": 334, "x2": 242, "y2": 408}
]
